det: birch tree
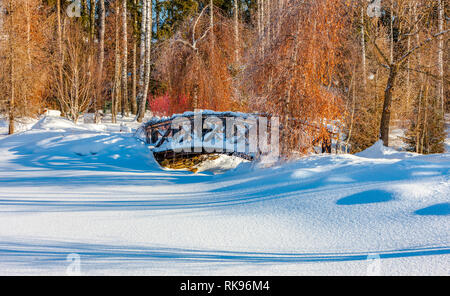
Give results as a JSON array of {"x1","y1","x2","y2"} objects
[
  {"x1": 130, "y1": 0, "x2": 139, "y2": 115},
  {"x1": 136, "y1": 0, "x2": 148, "y2": 121},
  {"x1": 142, "y1": 0, "x2": 152, "y2": 120},
  {"x1": 121, "y1": 0, "x2": 129, "y2": 116},
  {"x1": 112, "y1": 0, "x2": 122, "y2": 123},
  {"x1": 137, "y1": 0, "x2": 152, "y2": 122},
  {"x1": 7, "y1": 0, "x2": 14, "y2": 134}
]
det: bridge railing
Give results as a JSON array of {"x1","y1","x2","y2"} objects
[{"x1": 143, "y1": 112, "x2": 280, "y2": 160}]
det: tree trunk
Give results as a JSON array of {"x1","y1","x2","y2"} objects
[
  {"x1": 389, "y1": 1, "x2": 394, "y2": 64},
  {"x1": 210, "y1": 0, "x2": 214, "y2": 52},
  {"x1": 438, "y1": 0, "x2": 445, "y2": 113},
  {"x1": 56, "y1": 0, "x2": 68, "y2": 116},
  {"x1": 379, "y1": 64, "x2": 399, "y2": 146},
  {"x1": 138, "y1": 0, "x2": 152, "y2": 122},
  {"x1": 155, "y1": 0, "x2": 160, "y2": 37},
  {"x1": 89, "y1": 0, "x2": 95, "y2": 41},
  {"x1": 93, "y1": 0, "x2": 105, "y2": 122},
  {"x1": 234, "y1": 0, "x2": 239, "y2": 65},
  {"x1": 8, "y1": 0, "x2": 14, "y2": 135},
  {"x1": 420, "y1": 79, "x2": 430, "y2": 154},
  {"x1": 360, "y1": 5, "x2": 367, "y2": 92},
  {"x1": 26, "y1": 0, "x2": 32, "y2": 68},
  {"x1": 98, "y1": 0, "x2": 105, "y2": 75},
  {"x1": 112, "y1": 0, "x2": 121, "y2": 123},
  {"x1": 257, "y1": 0, "x2": 261, "y2": 41},
  {"x1": 81, "y1": 0, "x2": 88, "y2": 26},
  {"x1": 415, "y1": 84, "x2": 423, "y2": 153},
  {"x1": 136, "y1": 0, "x2": 148, "y2": 121},
  {"x1": 130, "y1": 0, "x2": 138, "y2": 115},
  {"x1": 345, "y1": 66, "x2": 357, "y2": 149},
  {"x1": 121, "y1": 0, "x2": 129, "y2": 116},
  {"x1": 406, "y1": 31, "x2": 411, "y2": 111}
]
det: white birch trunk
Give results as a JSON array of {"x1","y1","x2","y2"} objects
[
  {"x1": 137, "y1": 0, "x2": 148, "y2": 120},
  {"x1": 138, "y1": 0, "x2": 152, "y2": 122},
  {"x1": 112, "y1": 0, "x2": 121, "y2": 123},
  {"x1": 122, "y1": 0, "x2": 129, "y2": 116},
  {"x1": 130, "y1": 0, "x2": 138, "y2": 114}
]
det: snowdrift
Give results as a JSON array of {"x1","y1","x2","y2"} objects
[{"x1": 0, "y1": 115, "x2": 448, "y2": 275}]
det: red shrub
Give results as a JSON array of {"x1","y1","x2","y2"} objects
[{"x1": 148, "y1": 92, "x2": 191, "y2": 117}]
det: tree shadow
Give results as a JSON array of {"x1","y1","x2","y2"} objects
[
  {"x1": 337, "y1": 190, "x2": 394, "y2": 205},
  {"x1": 415, "y1": 203, "x2": 450, "y2": 216},
  {"x1": 0, "y1": 240, "x2": 449, "y2": 272}
]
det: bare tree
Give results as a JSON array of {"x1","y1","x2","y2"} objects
[
  {"x1": 130, "y1": 0, "x2": 138, "y2": 114},
  {"x1": 93, "y1": 0, "x2": 106, "y2": 123},
  {"x1": 437, "y1": 0, "x2": 445, "y2": 113},
  {"x1": 234, "y1": 0, "x2": 239, "y2": 65},
  {"x1": 89, "y1": 0, "x2": 95, "y2": 42},
  {"x1": 210, "y1": 0, "x2": 214, "y2": 53},
  {"x1": 121, "y1": 0, "x2": 129, "y2": 116},
  {"x1": 139, "y1": 0, "x2": 153, "y2": 122},
  {"x1": 7, "y1": 0, "x2": 14, "y2": 134},
  {"x1": 54, "y1": 24, "x2": 94, "y2": 123},
  {"x1": 112, "y1": 0, "x2": 122, "y2": 123},
  {"x1": 360, "y1": 5, "x2": 367, "y2": 93},
  {"x1": 98, "y1": 0, "x2": 105, "y2": 76},
  {"x1": 364, "y1": 0, "x2": 449, "y2": 146},
  {"x1": 136, "y1": 0, "x2": 148, "y2": 122},
  {"x1": 0, "y1": 0, "x2": 48, "y2": 133}
]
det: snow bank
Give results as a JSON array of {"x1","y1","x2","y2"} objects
[
  {"x1": 32, "y1": 116, "x2": 81, "y2": 131},
  {"x1": 42, "y1": 109, "x2": 61, "y2": 117},
  {"x1": 356, "y1": 140, "x2": 416, "y2": 160},
  {"x1": 194, "y1": 154, "x2": 249, "y2": 174},
  {"x1": 0, "y1": 117, "x2": 39, "y2": 137},
  {"x1": 0, "y1": 114, "x2": 448, "y2": 275}
]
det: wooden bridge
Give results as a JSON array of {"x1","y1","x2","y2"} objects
[
  {"x1": 142, "y1": 111, "x2": 276, "y2": 165},
  {"x1": 141, "y1": 111, "x2": 342, "y2": 168}
]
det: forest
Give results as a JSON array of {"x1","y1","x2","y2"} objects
[{"x1": 0, "y1": 0, "x2": 448, "y2": 155}]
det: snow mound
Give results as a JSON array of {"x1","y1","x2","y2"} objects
[
  {"x1": 32, "y1": 116, "x2": 81, "y2": 131},
  {"x1": 195, "y1": 154, "x2": 250, "y2": 174},
  {"x1": 42, "y1": 109, "x2": 61, "y2": 117},
  {"x1": 0, "y1": 114, "x2": 448, "y2": 275},
  {"x1": 356, "y1": 140, "x2": 416, "y2": 160}
]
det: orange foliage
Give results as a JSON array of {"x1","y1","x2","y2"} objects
[
  {"x1": 243, "y1": 0, "x2": 348, "y2": 155},
  {"x1": 154, "y1": 8, "x2": 239, "y2": 113}
]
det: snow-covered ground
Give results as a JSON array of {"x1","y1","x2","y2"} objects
[{"x1": 0, "y1": 114, "x2": 448, "y2": 275}]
